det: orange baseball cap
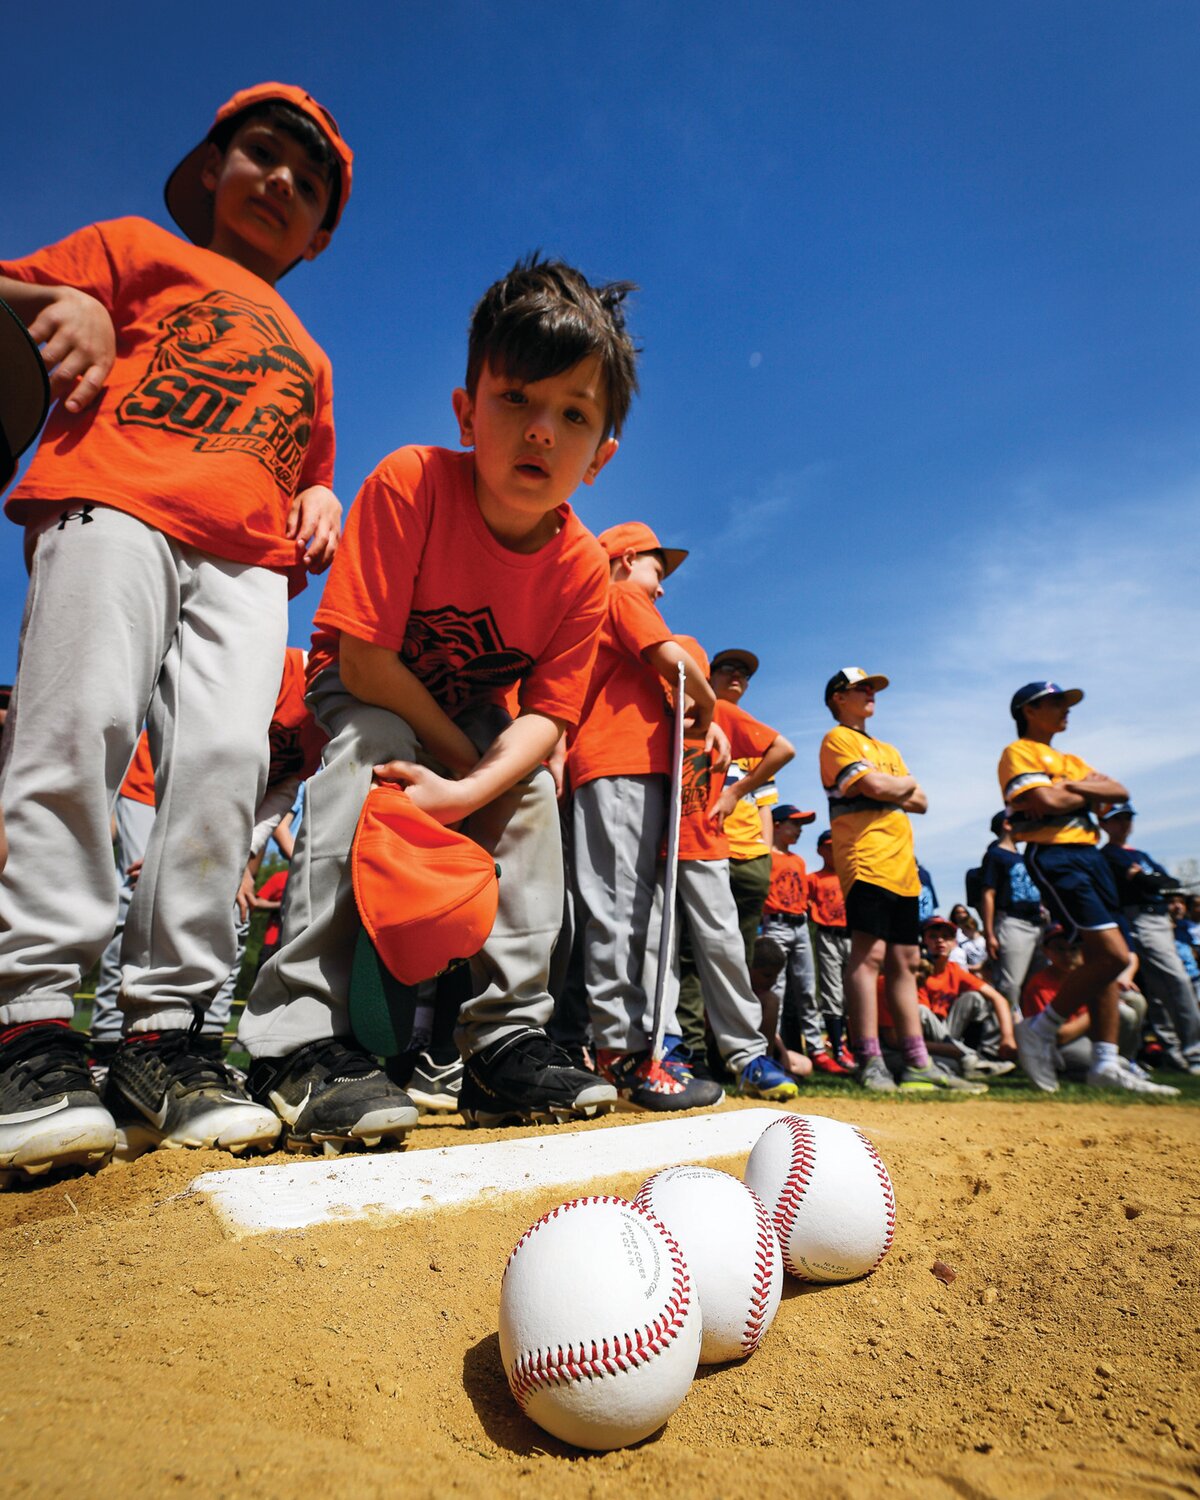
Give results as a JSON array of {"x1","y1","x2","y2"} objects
[
  {"x1": 598, "y1": 522, "x2": 688, "y2": 578},
  {"x1": 351, "y1": 783, "x2": 499, "y2": 987},
  {"x1": 164, "y1": 82, "x2": 354, "y2": 252}
]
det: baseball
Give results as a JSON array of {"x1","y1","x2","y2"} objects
[
  {"x1": 745, "y1": 1114, "x2": 896, "y2": 1283},
  {"x1": 498, "y1": 1194, "x2": 702, "y2": 1450},
  {"x1": 634, "y1": 1164, "x2": 783, "y2": 1364}
]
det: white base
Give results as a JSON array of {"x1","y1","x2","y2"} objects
[{"x1": 193, "y1": 1107, "x2": 787, "y2": 1236}]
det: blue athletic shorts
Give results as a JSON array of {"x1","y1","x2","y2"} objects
[{"x1": 1023, "y1": 843, "x2": 1121, "y2": 939}]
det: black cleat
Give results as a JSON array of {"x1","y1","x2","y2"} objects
[
  {"x1": 247, "y1": 1037, "x2": 418, "y2": 1155},
  {"x1": 0, "y1": 1021, "x2": 116, "y2": 1185},
  {"x1": 106, "y1": 1029, "x2": 280, "y2": 1158},
  {"x1": 460, "y1": 1029, "x2": 617, "y2": 1127}
]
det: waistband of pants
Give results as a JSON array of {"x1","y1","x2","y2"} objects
[
  {"x1": 764, "y1": 910, "x2": 808, "y2": 926},
  {"x1": 810, "y1": 921, "x2": 850, "y2": 937}
]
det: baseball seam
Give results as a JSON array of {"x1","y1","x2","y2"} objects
[
  {"x1": 770, "y1": 1115, "x2": 817, "y2": 1281},
  {"x1": 741, "y1": 1184, "x2": 776, "y2": 1354},
  {"x1": 853, "y1": 1127, "x2": 896, "y2": 1271},
  {"x1": 505, "y1": 1196, "x2": 692, "y2": 1411}
]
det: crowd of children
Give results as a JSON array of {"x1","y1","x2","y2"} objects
[{"x1": 0, "y1": 82, "x2": 1194, "y2": 1191}]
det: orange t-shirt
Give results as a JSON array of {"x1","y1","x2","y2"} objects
[
  {"x1": 677, "y1": 699, "x2": 778, "y2": 862},
  {"x1": 119, "y1": 732, "x2": 156, "y2": 806},
  {"x1": 920, "y1": 960, "x2": 983, "y2": 1020},
  {"x1": 806, "y1": 867, "x2": 847, "y2": 928},
  {"x1": 310, "y1": 447, "x2": 607, "y2": 727},
  {"x1": 765, "y1": 850, "x2": 809, "y2": 916},
  {"x1": 567, "y1": 581, "x2": 672, "y2": 789},
  {"x1": 1021, "y1": 966, "x2": 1087, "y2": 1021},
  {"x1": 118, "y1": 647, "x2": 325, "y2": 807},
  {"x1": 2, "y1": 218, "x2": 334, "y2": 592}
]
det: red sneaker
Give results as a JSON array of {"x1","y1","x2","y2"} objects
[
  {"x1": 811, "y1": 1049, "x2": 852, "y2": 1077},
  {"x1": 597, "y1": 1049, "x2": 723, "y2": 1111},
  {"x1": 838, "y1": 1044, "x2": 857, "y2": 1071}
]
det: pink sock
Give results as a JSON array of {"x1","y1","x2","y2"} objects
[
  {"x1": 857, "y1": 1035, "x2": 883, "y2": 1059},
  {"x1": 902, "y1": 1036, "x2": 930, "y2": 1069}
]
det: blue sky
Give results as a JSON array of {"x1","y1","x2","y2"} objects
[{"x1": 4, "y1": 1, "x2": 1199, "y2": 899}]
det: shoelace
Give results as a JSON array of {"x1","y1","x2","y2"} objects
[
  {"x1": 122, "y1": 1032, "x2": 230, "y2": 1090},
  {"x1": 291, "y1": 1036, "x2": 381, "y2": 1080},
  {"x1": 2, "y1": 1023, "x2": 94, "y2": 1094}
]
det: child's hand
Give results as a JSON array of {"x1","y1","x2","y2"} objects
[
  {"x1": 372, "y1": 760, "x2": 472, "y2": 825},
  {"x1": 28, "y1": 287, "x2": 115, "y2": 413},
  {"x1": 708, "y1": 783, "x2": 739, "y2": 832},
  {"x1": 235, "y1": 864, "x2": 257, "y2": 922},
  {"x1": 706, "y1": 719, "x2": 731, "y2": 776},
  {"x1": 287, "y1": 485, "x2": 342, "y2": 573}
]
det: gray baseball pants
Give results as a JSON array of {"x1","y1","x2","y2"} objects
[
  {"x1": 240, "y1": 667, "x2": 564, "y2": 1060},
  {"x1": 0, "y1": 504, "x2": 285, "y2": 1033},
  {"x1": 811, "y1": 921, "x2": 849, "y2": 1025},
  {"x1": 663, "y1": 858, "x2": 767, "y2": 1074},
  {"x1": 1128, "y1": 910, "x2": 1200, "y2": 1062},
  {"x1": 993, "y1": 913, "x2": 1042, "y2": 1010},
  {"x1": 572, "y1": 774, "x2": 666, "y2": 1053},
  {"x1": 761, "y1": 914, "x2": 823, "y2": 1053}
]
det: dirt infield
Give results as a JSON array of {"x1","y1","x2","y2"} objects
[{"x1": 2, "y1": 1097, "x2": 1199, "y2": 1499}]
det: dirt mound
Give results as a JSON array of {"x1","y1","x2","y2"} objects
[{"x1": 2, "y1": 1097, "x2": 1198, "y2": 1498}]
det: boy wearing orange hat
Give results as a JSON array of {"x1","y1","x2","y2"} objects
[
  {"x1": 0, "y1": 84, "x2": 350, "y2": 1183},
  {"x1": 567, "y1": 523, "x2": 724, "y2": 1110},
  {"x1": 241, "y1": 258, "x2": 638, "y2": 1141}
]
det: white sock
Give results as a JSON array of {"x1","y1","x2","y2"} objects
[
  {"x1": 1030, "y1": 1005, "x2": 1063, "y2": 1040},
  {"x1": 1093, "y1": 1041, "x2": 1119, "y2": 1069}
]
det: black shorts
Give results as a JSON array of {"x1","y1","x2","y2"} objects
[{"x1": 844, "y1": 880, "x2": 920, "y2": 947}]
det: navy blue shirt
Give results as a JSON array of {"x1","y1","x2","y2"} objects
[
  {"x1": 1101, "y1": 843, "x2": 1175, "y2": 914},
  {"x1": 981, "y1": 843, "x2": 1041, "y2": 921}
]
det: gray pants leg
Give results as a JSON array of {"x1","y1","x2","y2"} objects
[
  {"x1": 241, "y1": 670, "x2": 425, "y2": 1056},
  {"x1": 0, "y1": 506, "x2": 285, "y2": 1033},
  {"x1": 668, "y1": 859, "x2": 765, "y2": 1074},
  {"x1": 572, "y1": 775, "x2": 666, "y2": 1053},
  {"x1": 92, "y1": 796, "x2": 157, "y2": 1042},
  {"x1": 763, "y1": 916, "x2": 823, "y2": 1053},
  {"x1": 946, "y1": 989, "x2": 1001, "y2": 1056},
  {"x1": 994, "y1": 913, "x2": 1042, "y2": 1009},
  {"x1": 811, "y1": 922, "x2": 849, "y2": 1024},
  {"x1": 1130, "y1": 911, "x2": 1200, "y2": 1061},
  {"x1": 208, "y1": 912, "x2": 250, "y2": 1037}
]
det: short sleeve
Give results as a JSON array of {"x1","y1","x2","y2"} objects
[
  {"x1": 820, "y1": 725, "x2": 872, "y2": 794},
  {"x1": 0, "y1": 221, "x2": 118, "y2": 309},
  {"x1": 607, "y1": 584, "x2": 671, "y2": 661},
  {"x1": 998, "y1": 741, "x2": 1051, "y2": 803},
  {"x1": 297, "y1": 356, "x2": 336, "y2": 491}
]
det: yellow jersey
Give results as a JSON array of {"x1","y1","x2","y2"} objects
[
  {"x1": 997, "y1": 739, "x2": 1098, "y2": 845},
  {"x1": 819, "y1": 725, "x2": 919, "y2": 898}
]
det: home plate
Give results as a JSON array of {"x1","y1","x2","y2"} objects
[{"x1": 193, "y1": 1107, "x2": 788, "y2": 1236}]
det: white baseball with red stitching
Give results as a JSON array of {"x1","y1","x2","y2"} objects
[
  {"x1": 745, "y1": 1114, "x2": 896, "y2": 1283},
  {"x1": 634, "y1": 1165, "x2": 783, "y2": 1364},
  {"x1": 499, "y1": 1195, "x2": 702, "y2": 1450}
]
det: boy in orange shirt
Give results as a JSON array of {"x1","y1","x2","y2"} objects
[
  {"x1": 0, "y1": 85, "x2": 350, "y2": 1183},
  {"x1": 567, "y1": 524, "x2": 724, "y2": 1110},
  {"x1": 919, "y1": 915, "x2": 1017, "y2": 1079},
  {"x1": 762, "y1": 805, "x2": 849, "y2": 1075},
  {"x1": 807, "y1": 829, "x2": 853, "y2": 1067},
  {"x1": 241, "y1": 258, "x2": 637, "y2": 1141},
  {"x1": 662, "y1": 638, "x2": 800, "y2": 1102}
]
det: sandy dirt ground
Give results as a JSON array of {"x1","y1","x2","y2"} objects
[{"x1": 2, "y1": 1096, "x2": 1199, "y2": 1499}]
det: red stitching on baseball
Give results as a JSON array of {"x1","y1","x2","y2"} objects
[
  {"x1": 741, "y1": 1183, "x2": 776, "y2": 1354},
  {"x1": 504, "y1": 1197, "x2": 693, "y2": 1411},
  {"x1": 853, "y1": 1127, "x2": 896, "y2": 1272},
  {"x1": 768, "y1": 1116, "x2": 817, "y2": 1280}
]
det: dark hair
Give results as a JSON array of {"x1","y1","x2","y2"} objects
[
  {"x1": 465, "y1": 255, "x2": 639, "y2": 438},
  {"x1": 209, "y1": 101, "x2": 341, "y2": 230},
  {"x1": 1014, "y1": 708, "x2": 1029, "y2": 736},
  {"x1": 990, "y1": 811, "x2": 1009, "y2": 837}
]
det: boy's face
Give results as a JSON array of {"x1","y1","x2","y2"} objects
[
  {"x1": 1022, "y1": 694, "x2": 1072, "y2": 738},
  {"x1": 923, "y1": 928, "x2": 955, "y2": 961},
  {"x1": 711, "y1": 660, "x2": 751, "y2": 703},
  {"x1": 832, "y1": 683, "x2": 875, "y2": 723},
  {"x1": 1046, "y1": 938, "x2": 1080, "y2": 972},
  {"x1": 453, "y1": 355, "x2": 618, "y2": 546},
  {"x1": 1168, "y1": 895, "x2": 1186, "y2": 921},
  {"x1": 773, "y1": 820, "x2": 801, "y2": 850},
  {"x1": 625, "y1": 551, "x2": 665, "y2": 601},
  {"x1": 202, "y1": 119, "x2": 333, "y2": 282}
]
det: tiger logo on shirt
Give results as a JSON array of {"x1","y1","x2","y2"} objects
[
  {"x1": 402, "y1": 605, "x2": 535, "y2": 713},
  {"x1": 116, "y1": 290, "x2": 315, "y2": 492}
]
